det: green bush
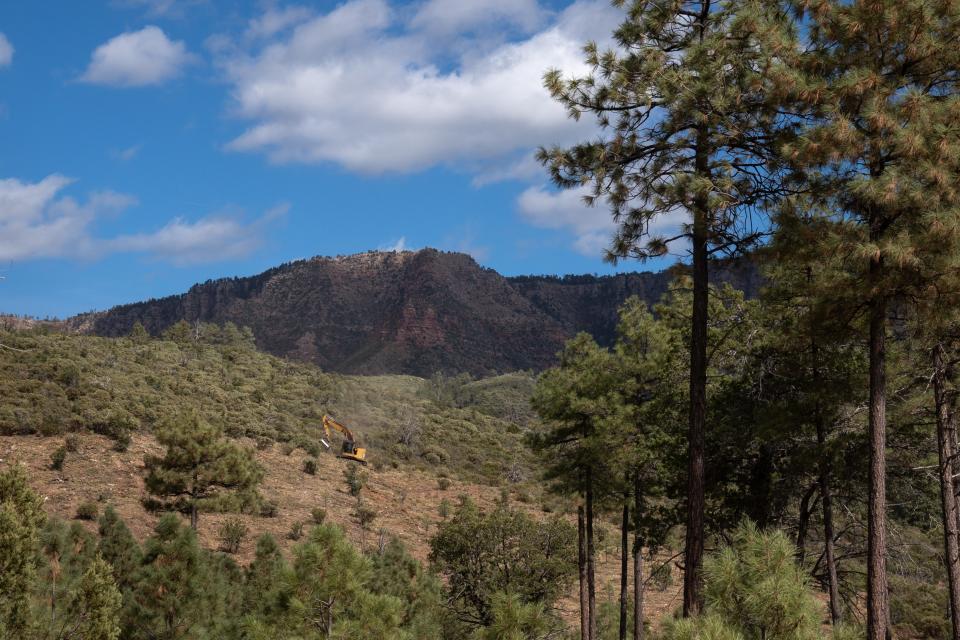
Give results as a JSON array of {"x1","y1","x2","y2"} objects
[
  {"x1": 64, "y1": 434, "x2": 80, "y2": 452},
  {"x1": 355, "y1": 504, "x2": 377, "y2": 531},
  {"x1": 50, "y1": 446, "x2": 67, "y2": 471},
  {"x1": 288, "y1": 521, "x2": 304, "y2": 540},
  {"x1": 75, "y1": 501, "x2": 99, "y2": 521},
  {"x1": 259, "y1": 499, "x2": 279, "y2": 518},
  {"x1": 311, "y1": 507, "x2": 326, "y2": 525},
  {"x1": 437, "y1": 477, "x2": 451, "y2": 491},
  {"x1": 344, "y1": 465, "x2": 368, "y2": 498},
  {"x1": 303, "y1": 458, "x2": 318, "y2": 475},
  {"x1": 218, "y1": 518, "x2": 248, "y2": 554}
]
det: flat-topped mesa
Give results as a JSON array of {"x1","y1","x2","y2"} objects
[{"x1": 65, "y1": 248, "x2": 760, "y2": 377}]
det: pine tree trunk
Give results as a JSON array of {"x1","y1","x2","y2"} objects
[
  {"x1": 634, "y1": 474, "x2": 645, "y2": 640},
  {"x1": 866, "y1": 282, "x2": 889, "y2": 640},
  {"x1": 579, "y1": 504, "x2": 589, "y2": 640},
  {"x1": 810, "y1": 306, "x2": 841, "y2": 625},
  {"x1": 587, "y1": 471, "x2": 598, "y2": 639},
  {"x1": 684, "y1": 123, "x2": 710, "y2": 617},
  {"x1": 620, "y1": 497, "x2": 629, "y2": 640},
  {"x1": 933, "y1": 342, "x2": 960, "y2": 640},
  {"x1": 795, "y1": 482, "x2": 817, "y2": 564}
]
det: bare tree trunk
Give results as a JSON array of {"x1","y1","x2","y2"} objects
[
  {"x1": 634, "y1": 474, "x2": 645, "y2": 640},
  {"x1": 866, "y1": 282, "x2": 889, "y2": 640},
  {"x1": 934, "y1": 342, "x2": 960, "y2": 640},
  {"x1": 587, "y1": 472, "x2": 597, "y2": 639},
  {"x1": 579, "y1": 504, "x2": 589, "y2": 640},
  {"x1": 620, "y1": 497, "x2": 629, "y2": 640}
]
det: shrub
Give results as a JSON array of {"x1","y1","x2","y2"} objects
[
  {"x1": 303, "y1": 457, "x2": 318, "y2": 475},
  {"x1": 343, "y1": 465, "x2": 368, "y2": 498},
  {"x1": 64, "y1": 434, "x2": 80, "y2": 452},
  {"x1": 288, "y1": 521, "x2": 304, "y2": 540},
  {"x1": 355, "y1": 504, "x2": 378, "y2": 531},
  {"x1": 218, "y1": 518, "x2": 248, "y2": 554},
  {"x1": 438, "y1": 499, "x2": 451, "y2": 520},
  {"x1": 259, "y1": 499, "x2": 279, "y2": 518},
  {"x1": 255, "y1": 436, "x2": 273, "y2": 451},
  {"x1": 437, "y1": 477, "x2": 451, "y2": 491},
  {"x1": 75, "y1": 501, "x2": 99, "y2": 520},
  {"x1": 50, "y1": 446, "x2": 67, "y2": 471},
  {"x1": 311, "y1": 507, "x2": 327, "y2": 525},
  {"x1": 281, "y1": 443, "x2": 295, "y2": 456}
]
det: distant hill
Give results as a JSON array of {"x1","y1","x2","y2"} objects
[{"x1": 67, "y1": 249, "x2": 762, "y2": 376}]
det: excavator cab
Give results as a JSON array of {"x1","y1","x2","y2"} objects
[{"x1": 321, "y1": 414, "x2": 368, "y2": 465}]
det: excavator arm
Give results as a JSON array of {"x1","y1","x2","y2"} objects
[{"x1": 321, "y1": 415, "x2": 367, "y2": 465}]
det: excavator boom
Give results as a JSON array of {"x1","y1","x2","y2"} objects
[{"x1": 321, "y1": 415, "x2": 367, "y2": 465}]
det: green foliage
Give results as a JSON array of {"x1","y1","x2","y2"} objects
[
  {"x1": 51, "y1": 444, "x2": 67, "y2": 471},
  {"x1": 64, "y1": 556, "x2": 123, "y2": 640},
  {"x1": 310, "y1": 507, "x2": 327, "y2": 525},
  {"x1": 0, "y1": 465, "x2": 46, "y2": 636},
  {"x1": 354, "y1": 503, "x2": 378, "y2": 531},
  {"x1": 287, "y1": 520, "x2": 304, "y2": 541},
  {"x1": 703, "y1": 523, "x2": 821, "y2": 640},
  {"x1": 218, "y1": 518, "x2": 248, "y2": 554},
  {"x1": 76, "y1": 500, "x2": 99, "y2": 521},
  {"x1": 470, "y1": 592, "x2": 565, "y2": 640},
  {"x1": 344, "y1": 464, "x2": 368, "y2": 498},
  {"x1": 437, "y1": 477, "x2": 451, "y2": 491},
  {"x1": 302, "y1": 457, "x2": 318, "y2": 475},
  {"x1": 430, "y1": 498, "x2": 576, "y2": 628},
  {"x1": 144, "y1": 411, "x2": 263, "y2": 529},
  {"x1": 64, "y1": 434, "x2": 80, "y2": 452},
  {"x1": 97, "y1": 506, "x2": 141, "y2": 592}
]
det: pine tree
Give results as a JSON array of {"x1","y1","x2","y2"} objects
[
  {"x1": 539, "y1": 0, "x2": 797, "y2": 613},
  {"x1": 144, "y1": 411, "x2": 263, "y2": 530},
  {"x1": 62, "y1": 556, "x2": 123, "y2": 640},
  {"x1": 777, "y1": 2, "x2": 960, "y2": 636},
  {"x1": 97, "y1": 506, "x2": 142, "y2": 591},
  {"x1": 0, "y1": 464, "x2": 46, "y2": 637}
]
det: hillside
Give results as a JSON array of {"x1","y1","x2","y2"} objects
[
  {"x1": 66, "y1": 249, "x2": 762, "y2": 377},
  {"x1": 0, "y1": 324, "x2": 686, "y2": 629}
]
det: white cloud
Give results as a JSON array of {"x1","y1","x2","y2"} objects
[
  {"x1": 245, "y1": 5, "x2": 313, "y2": 40},
  {"x1": 410, "y1": 0, "x2": 545, "y2": 36},
  {"x1": 81, "y1": 26, "x2": 193, "y2": 87},
  {"x1": 517, "y1": 185, "x2": 690, "y2": 258},
  {"x1": 0, "y1": 174, "x2": 279, "y2": 264},
  {"x1": 517, "y1": 185, "x2": 616, "y2": 257},
  {"x1": 0, "y1": 33, "x2": 13, "y2": 67},
  {"x1": 217, "y1": 0, "x2": 620, "y2": 174}
]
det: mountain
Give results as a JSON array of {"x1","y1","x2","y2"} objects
[{"x1": 68, "y1": 249, "x2": 761, "y2": 376}]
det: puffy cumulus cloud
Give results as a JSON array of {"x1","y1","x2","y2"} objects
[
  {"x1": 0, "y1": 174, "x2": 282, "y2": 264},
  {"x1": 0, "y1": 33, "x2": 13, "y2": 67},
  {"x1": 217, "y1": 0, "x2": 620, "y2": 174},
  {"x1": 518, "y1": 185, "x2": 689, "y2": 258},
  {"x1": 81, "y1": 26, "x2": 194, "y2": 87}
]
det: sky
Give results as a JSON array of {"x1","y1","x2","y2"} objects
[{"x1": 0, "y1": 0, "x2": 680, "y2": 318}]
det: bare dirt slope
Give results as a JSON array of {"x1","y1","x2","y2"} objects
[{"x1": 0, "y1": 431, "x2": 684, "y2": 628}]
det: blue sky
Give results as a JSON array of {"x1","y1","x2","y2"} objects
[{"x1": 0, "y1": 0, "x2": 680, "y2": 318}]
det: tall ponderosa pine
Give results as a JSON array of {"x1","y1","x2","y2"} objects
[
  {"x1": 778, "y1": 2, "x2": 960, "y2": 637},
  {"x1": 531, "y1": 333, "x2": 623, "y2": 638},
  {"x1": 144, "y1": 412, "x2": 263, "y2": 530},
  {"x1": 539, "y1": 0, "x2": 796, "y2": 613}
]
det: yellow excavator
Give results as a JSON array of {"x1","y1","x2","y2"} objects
[{"x1": 321, "y1": 414, "x2": 367, "y2": 465}]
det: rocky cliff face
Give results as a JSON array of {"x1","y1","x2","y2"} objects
[{"x1": 70, "y1": 249, "x2": 760, "y2": 376}]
